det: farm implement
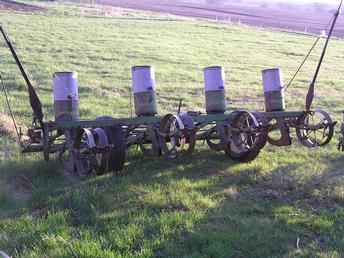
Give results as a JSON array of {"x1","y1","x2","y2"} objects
[{"x1": 1, "y1": 1, "x2": 343, "y2": 176}]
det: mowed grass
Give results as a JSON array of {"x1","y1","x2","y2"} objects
[{"x1": 1, "y1": 2, "x2": 344, "y2": 257}]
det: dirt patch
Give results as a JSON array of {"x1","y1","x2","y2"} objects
[
  {"x1": 0, "y1": 0, "x2": 45, "y2": 12},
  {"x1": 97, "y1": 0, "x2": 344, "y2": 37}
]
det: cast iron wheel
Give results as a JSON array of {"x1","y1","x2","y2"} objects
[
  {"x1": 296, "y1": 110, "x2": 335, "y2": 148},
  {"x1": 61, "y1": 128, "x2": 95, "y2": 177},
  {"x1": 226, "y1": 111, "x2": 267, "y2": 163},
  {"x1": 95, "y1": 116, "x2": 126, "y2": 172},
  {"x1": 159, "y1": 114, "x2": 196, "y2": 159}
]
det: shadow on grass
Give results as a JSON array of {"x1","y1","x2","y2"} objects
[
  {"x1": 1, "y1": 148, "x2": 344, "y2": 257},
  {"x1": 162, "y1": 153, "x2": 344, "y2": 258}
]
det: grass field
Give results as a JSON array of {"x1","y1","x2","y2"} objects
[{"x1": 1, "y1": 2, "x2": 344, "y2": 257}]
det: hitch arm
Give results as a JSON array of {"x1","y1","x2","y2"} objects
[
  {"x1": 305, "y1": 0, "x2": 343, "y2": 111},
  {"x1": 0, "y1": 25, "x2": 43, "y2": 125}
]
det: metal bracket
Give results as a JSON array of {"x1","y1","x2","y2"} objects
[{"x1": 267, "y1": 119, "x2": 292, "y2": 147}]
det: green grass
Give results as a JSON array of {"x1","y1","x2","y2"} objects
[{"x1": 1, "y1": 2, "x2": 344, "y2": 257}]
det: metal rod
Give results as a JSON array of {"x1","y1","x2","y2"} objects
[
  {"x1": 305, "y1": 0, "x2": 343, "y2": 111},
  {"x1": 129, "y1": 85, "x2": 133, "y2": 118},
  {"x1": 177, "y1": 99, "x2": 183, "y2": 114},
  {"x1": 285, "y1": 16, "x2": 334, "y2": 91},
  {"x1": 285, "y1": 37, "x2": 321, "y2": 91},
  {"x1": 0, "y1": 74, "x2": 21, "y2": 141},
  {"x1": 0, "y1": 25, "x2": 43, "y2": 124}
]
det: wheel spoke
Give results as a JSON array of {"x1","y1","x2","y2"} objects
[{"x1": 296, "y1": 110, "x2": 334, "y2": 148}]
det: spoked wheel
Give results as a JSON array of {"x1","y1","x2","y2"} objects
[
  {"x1": 61, "y1": 125, "x2": 126, "y2": 177},
  {"x1": 62, "y1": 128, "x2": 98, "y2": 177},
  {"x1": 96, "y1": 116, "x2": 127, "y2": 172},
  {"x1": 159, "y1": 114, "x2": 196, "y2": 159},
  {"x1": 296, "y1": 110, "x2": 335, "y2": 148},
  {"x1": 226, "y1": 111, "x2": 267, "y2": 163}
]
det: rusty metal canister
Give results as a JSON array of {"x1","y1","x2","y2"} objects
[
  {"x1": 204, "y1": 66, "x2": 226, "y2": 114},
  {"x1": 262, "y1": 68, "x2": 285, "y2": 112},
  {"x1": 132, "y1": 66, "x2": 158, "y2": 117},
  {"x1": 53, "y1": 72, "x2": 79, "y2": 121}
]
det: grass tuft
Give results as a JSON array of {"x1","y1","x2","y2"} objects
[{"x1": 0, "y1": 113, "x2": 17, "y2": 140}]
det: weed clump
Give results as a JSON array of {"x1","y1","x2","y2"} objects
[{"x1": 0, "y1": 113, "x2": 17, "y2": 140}]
